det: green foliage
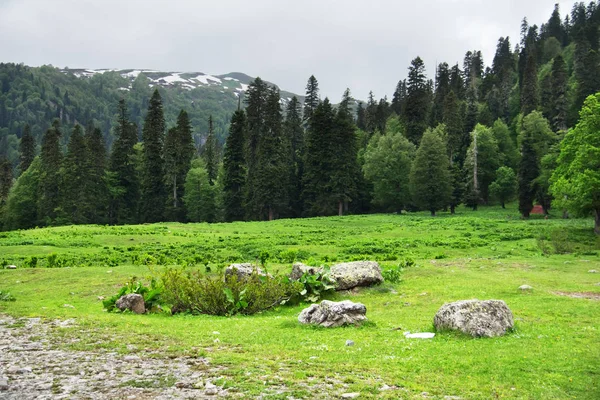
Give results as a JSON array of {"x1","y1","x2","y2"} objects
[
  {"x1": 292, "y1": 271, "x2": 336, "y2": 303},
  {"x1": 0, "y1": 290, "x2": 16, "y2": 301},
  {"x1": 463, "y1": 124, "x2": 500, "y2": 206},
  {"x1": 382, "y1": 267, "x2": 402, "y2": 284},
  {"x1": 102, "y1": 277, "x2": 163, "y2": 313},
  {"x1": 3, "y1": 157, "x2": 40, "y2": 230},
  {"x1": 403, "y1": 56, "x2": 431, "y2": 145},
  {"x1": 160, "y1": 268, "x2": 302, "y2": 316},
  {"x1": 183, "y1": 161, "x2": 216, "y2": 223},
  {"x1": 490, "y1": 166, "x2": 517, "y2": 208}
]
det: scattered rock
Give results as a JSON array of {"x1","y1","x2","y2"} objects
[
  {"x1": 6, "y1": 265, "x2": 17, "y2": 270},
  {"x1": 174, "y1": 381, "x2": 190, "y2": 389},
  {"x1": 345, "y1": 340, "x2": 354, "y2": 346},
  {"x1": 433, "y1": 300, "x2": 514, "y2": 338},
  {"x1": 298, "y1": 300, "x2": 367, "y2": 327},
  {"x1": 588, "y1": 270, "x2": 598, "y2": 273},
  {"x1": 341, "y1": 393, "x2": 360, "y2": 399},
  {"x1": 329, "y1": 261, "x2": 383, "y2": 290},
  {"x1": 0, "y1": 377, "x2": 7, "y2": 391},
  {"x1": 115, "y1": 294, "x2": 145, "y2": 314},
  {"x1": 97, "y1": 296, "x2": 105, "y2": 301},
  {"x1": 62, "y1": 304, "x2": 74, "y2": 309},
  {"x1": 17, "y1": 367, "x2": 32, "y2": 374},
  {"x1": 289, "y1": 262, "x2": 325, "y2": 280},
  {"x1": 225, "y1": 263, "x2": 268, "y2": 280},
  {"x1": 403, "y1": 332, "x2": 435, "y2": 339},
  {"x1": 518, "y1": 285, "x2": 533, "y2": 291},
  {"x1": 204, "y1": 382, "x2": 218, "y2": 395}
]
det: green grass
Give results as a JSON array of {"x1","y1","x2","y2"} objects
[{"x1": 1, "y1": 204, "x2": 599, "y2": 399}]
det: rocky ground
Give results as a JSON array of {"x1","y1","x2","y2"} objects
[{"x1": 0, "y1": 316, "x2": 229, "y2": 399}]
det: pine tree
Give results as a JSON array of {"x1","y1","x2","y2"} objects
[
  {"x1": 432, "y1": 62, "x2": 451, "y2": 125},
  {"x1": 284, "y1": 96, "x2": 304, "y2": 217},
  {"x1": 0, "y1": 157, "x2": 12, "y2": 207},
  {"x1": 391, "y1": 80, "x2": 407, "y2": 115},
  {"x1": 409, "y1": 127, "x2": 452, "y2": 216},
  {"x1": 38, "y1": 119, "x2": 62, "y2": 225},
  {"x1": 303, "y1": 75, "x2": 319, "y2": 127},
  {"x1": 518, "y1": 133, "x2": 539, "y2": 218},
  {"x1": 403, "y1": 57, "x2": 431, "y2": 144},
  {"x1": 84, "y1": 126, "x2": 107, "y2": 224},
  {"x1": 521, "y1": 50, "x2": 539, "y2": 115},
  {"x1": 61, "y1": 125, "x2": 88, "y2": 224},
  {"x1": 108, "y1": 100, "x2": 138, "y2": 225},
  {"x1": 164, "y1": 110, "x2": 195, "y2": 222},
  {"x1": 222, "y1": 110, "x2": 247, "y2": 222},
  {"x1": 442, "y1": 90, "x2": 464, "y2": 163},
  {"x1": 140, "y1": 89, "x2": 166, "y2": 223},
  {"x1": 550, "y1": 55, "x2": 568, "y2": 132},
  {"x1": 356, "y1": 102, "x2": 366, "y2": 130},
  {"x1": 204, "y1": 115, "x2": 219, "y2": 185},
  {"x1": 19, "y1": 124, "x2": 35, "y2": 175},
  {"x1": 364, "y1": 91, "x2": 378, "y2": 136}
]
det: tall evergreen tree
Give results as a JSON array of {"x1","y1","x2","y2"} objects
[
  {"x1": 164, "y1": 110, "x2": 195, "y2": 222},
  {"x1": 518, "y1": 133, "x2": 539, "y2": 218},
  {"x1": 222, "y1": 109, "x2": 247, "y2": 222},
  {"x1": 409, "y1": 127, "x2": 452, "y2": 216},
  {"x1": 391, "y1": 79, "x2": 407, "y2": 115},
  {"x1": 550, "y1": 55, "x2": 568, "y2": 132},
  {"x1": 38, "y1": 119, "x2": 62, "y2": 225},
  {"x1": 356, "y1": 102, "x2": 366, "y2": 130},
  {"x1": 183, "y1": 160, "x2": 215, "y2": 223},
  {"x1": 442, "y1": 90, "x2": 464, "y2": 163},
  {"x1": 303, "y1": 75, "x2": 319, "y2": 127},
  {"x1": 432, "y1": 62, "x2": 451, "y2": 125},
  {"x1": 204, "y1": 115, "x2": 219, "y2": 185},
  {"x1": 284, "y1": 96, "x2": 305, "y2": 217},
  {"x1": 19, "y1": 124, "x2": 35, "y2": 175},
  {"x1": 108, "y1": 100, "x2": 138, "y2": 225},
  {"x1": 61, "y1": 125, "x2": 88, "y2": 224},
  {"x1": 0, "y1": 157, "x2": 12, "y2": 207},
  {"x1": 85, "y1": 126, "x2": 107, "y2": 224},
  {"x1": 521, "y1": 50, "x2": 539, "y2": 115},
  {"x1": 403, "y1": 57, "x2": 431, "y2": 144},
  {"x1": 140, "y1": 89, "x2": 166, "y2": 223},
  {"x1": 3, "y1": 157, "x2": 40, "y2": 230}
]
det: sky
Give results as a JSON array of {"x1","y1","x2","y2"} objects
[{"x1": 0, "y1": 0, "x2": 572, "y2": 101}]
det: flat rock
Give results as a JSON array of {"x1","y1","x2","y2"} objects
[
  {"x1": 6, "y1": 265, "x2": 17, "y2": 270},
  {"x1": 329, "y1": 261, "x2": 383, "y2": 290},
  {"x1": 404, "y1": 332, "x2": 435, "y2": 339},
  {"x1": 341, "y1": 393, "x2": 360, "y2": 399},
  {"x1": 298, "y1": 300, "x2": 367, "y2": 327},
  {"x1": 115, "y1": 294, "x2": 145, "y2": 314},
  {"x1": 588, "y1": 270, "x2": 598, "y2": 273},
  {"x1": 518, "y1": 285, "x2": 533, "y2": 291},
  {"x1": 433, "y1": 299, "x2": 514, "y2": 338},
  {"x1": 224, "y1": 263, "x2": 268, "y2": 280},
  {"x1": 289, "y1": 262, "x2": 325, "y2": 280}
]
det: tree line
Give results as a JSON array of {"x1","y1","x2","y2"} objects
[{"x1": 0, "y1": 2, "x2": 599, "y2": 233}]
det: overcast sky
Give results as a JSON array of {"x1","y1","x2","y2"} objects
[{"x1": 0, "y1": 0, "x2": 571, "y2": 101}]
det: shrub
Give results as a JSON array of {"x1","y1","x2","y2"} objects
[
  {"x1": 103, "y1": 277, "x2": 163, "y2": 313},
  {"x1": 160, "y1": 268, "x2": 302, "y2": 316},
  {"x1": 0, "y1": 291, "x2": 16, "y2": 302},
  {"x1": 291, "y1": 271, "x2": 336, "y2": 303}
]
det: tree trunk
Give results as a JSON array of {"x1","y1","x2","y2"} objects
[
  {"x1": 595, "y1": 209, "x2": 600, "y2": 235},
  {"x1": 173, "y1": 176, "x2": 177, "y2": 208},
  {"x1": 501, "y1": 201, "x2": 505, "y2": 209},
  {"x1": 522, "y1": 211, "x2": 530, "y2": 219},
  {"x1": 431, "y1": 210, "x2": 436, "y2": 217},
  {"x1": 338, "y1": 200, "x2": 343, "y2": 216},
  {"x1": 268, "y1": 207, "x2": 274, "y2": 221},
  {"x1": 450, "y1": 205, "x2": 455, "y2": 215},
  {"x1": 472, "y1": 203, "x2": 478, "y2": 211}
]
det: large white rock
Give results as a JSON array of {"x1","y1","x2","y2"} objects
[
  {"x1": 433, "y1": 299, "x2": 514, "y2": 338},
  {"x1": 298, "y1": 300, "x2": 367, "y2": 327},
  {"x1": 329, "y1": 261, "x2": 383, "y2": 290}
]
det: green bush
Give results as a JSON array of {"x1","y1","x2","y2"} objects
[
  {"x1": 290, "y1": 271, "x2": 336, "y2": 303},
  {"x1": 0, "y1": 291, "x2": 16, "y2": 302},
  {"x1": 160, "y1": 268, "x2": 303, "y2": 316},
  {"x1": 102, "y1": 277, "x2": 163, "y2": 313}
]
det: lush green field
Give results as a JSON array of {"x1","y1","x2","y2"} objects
[{"x1": 1, "y1": 205, "x2": 599, "y2": 399}]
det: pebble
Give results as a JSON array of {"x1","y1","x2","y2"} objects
[
  {"x1": 589, "y1": 270, "x2": 598, "y2": 273},
  {"x1": 204, "y1": 382, "x2": 218, "y2": 395},
  {"x1": 63, "y1": 304, "x2": 75, "y2": 309},
  {"x1": 518, "y1": 285, "x2": 533, "y2": 291},
  {"x1": 345, "y1": 340, "x2": 354, "y2": 346}
]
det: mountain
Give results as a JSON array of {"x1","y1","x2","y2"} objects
[{"x1": 0, "y1": 63, "x2": 304, "y2": 167}]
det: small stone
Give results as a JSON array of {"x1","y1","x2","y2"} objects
[
  {"x1": 193, "y1": 380, "x2": 204, "y2": 389},
  {"x1": 204, "y1": 382, "x2": 218, "y2": 395},
  {"x1": 6, "y1": 265, "x2": 17, "y2": 270},
  {"x1": 97, "y1": 296, "x2": 105, "y2": 301},
  {"x1": 115, "y1": 294, "x2": 145, "y2": 314},
  {"x1": 589, "y1": 270, "x2": 598, "y2": 273},
  {"x1": 380, "y1": 384, "x2": 391, "y2": 391},
  {"x1": 213, "y1": 338, "x2": 220, "y2": 343},
  {"x1": 518, "y1": 285, "x2": 533, "y2": 291},
  {"x1": 17, "y1": 367, "x2": 32, "y2": 374},
  {"x1": 175, "y1": 381, "x2": 189, "y2": 389},
  {"x1": 345, "y1": 340, "x2": 355, "y2": 346},
  {"x1": 124, "y1": 355, "x2": 140, "y2": 362},
  {"x1": 0, "y1": 377, "x2": 8, "y2": 391},
  {"x1": 341, "y1": 393, "x2": 360, "y2": 399},
  {"x1": 63, "y1": 304, "x2": 75, "y2": 309},
  {"x1": 212, "y1": 331, "x2": 220, "y2": 335}
]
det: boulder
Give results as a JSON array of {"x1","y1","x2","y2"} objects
[
  {"x1": 433, "y1": 299, "x2": 514, "y2": 338},
  {"x1": 298, "y1": 300, "x2": 367, "y2": 327},
  {"x1": 518, "y1": 285, "x2": 533, "y2": 291},
  {"x1": 289, "y1": 262, "x2": 325, "y2": 280},
  {"x1": 224, "y1": 263, "x2": 268, "y2": 280},
  {"x1": 329, "y1": 261, "x2": 383, "y2": 290},
  {"x1": 115, "y1": 294, "x2": 146, "y2": 314},
  {"x1": 6, "y1": 265, "x2": 17, "y2": 270}
]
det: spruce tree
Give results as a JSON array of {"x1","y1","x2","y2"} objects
[
  {"x1": 442, "y1": 90, "x2": 464, "y2": 163},
  {"x1": 85, "y1": 126, "x2": 107, "y2": 224},
  {"x1": 183, "y1": 160, "x2": 215, "y2": 223},
  {"x1": 204, "y1": 115, "x2": 219, "y2": 185},
  {"x1": 518, "y1": 133, "x2": 539, "y2": 218},
  {"x1": 364, "y1": 91, "x2": 378, "y2": 136},
  {"x1": 550, "y1": 55, "x2": 568, "y2": 132},
  {"x1": 303, "y1": 75, "x2": 319, "y2": 127},
  {"x1": 284, "y1": 96, "x2": 305, "y2": 217},
  {"x1": 38, "y1": 119, "x2": 62, "y2": 225},
  {"x1": 19, "y1": 124, "x2": 36, "y2": 175},
  {"x1": 61, "y1": 125, "x2": 88, "y2": 224},
  {"x1": 140, "y1": 89, "x2": 166, "y2": 223},
  {"x1": 222, "y1": 109, "x2": 247, "y2": 222},
  {"x1": 432, "y1": 62, "x2": 451, "y2": 125},
  {"x1": 0, "y1": 157, "x2": 12, "y2": 207},
  {"x1": 108, "y1": 100, "x2": 139, "y2": 225},
  {"x1": 391, "y1": 80, "x2": 407, "y2": 115},
  {"x1": 403, "y1": 57, "x2": 430, "y2": 144},
  {"x1": 520, "y1": 51, "x2": 539, "y2": 115},
  {"x1": 409, "y1": 127, "x2": 452, "y2": 216},
  {"x1": 356, "y1": 103, "x2": 366, "y2": 130},
  {"x1": 164, "y1": 110, "x2": 195, "y2": 221}
]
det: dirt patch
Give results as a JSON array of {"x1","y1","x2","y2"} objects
[{"x1": 553, "y1": 291, "x2": 600, "y2": 300}]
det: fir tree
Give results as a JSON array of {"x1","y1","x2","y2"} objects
[
  {"x1": 19, "y1": 124, "x2": 35, "y2": 175},
  {"x1": 409, "y1": 127, "x2": 452, "y2": 216},
  {"x1": 164, "y1": 110, "x2": 195, "y2": 222},
  {"x1": 140, "y1": 89, "x2": 166, "y2": 223},
  {"x1": 222, "y1": 110, "x2": 247, "y2": 222},
  {"x1": 38, "y1": 119, "x2": 62, "y2": 225},
  {"x1": 204, "y1": 115, "x2": 219, "y2": 185},
  {"x1": 356, "y1": 102, "x2": 366, "y2": 130},
  {"x1": 61, "y1": 125, "x2": 88, "y2": 224},
  {"x1": 284, "y1": 96, "x2": 305, "y2": 217},
  {"x1": 518, "y1": 133, "x2": 539, "y2": 218},
  {"x1": 520, "y1": 50, "x2": 539, "y2": 115},
  {"x1": 442, "y1": 90, "x2": 464, "y2": 164},
  {"x1": 303, "y1": 75, "x2": 319, "y2": 127},
  {"x1": 391, "y1": 80, "x2": 407, "y2": 115},
  {"x1": 85, "y1": 126, "x2": 107, "y2": 224},
  {"x1": 403, "y1": 57, "x2": 430, "y2": 144},
  {"x1": 0, "y1": 157, "x2": 12, "y2": 207},
  {"x1": 550, "y1": 55, "x2": 568, "y2": 132},
  {"x1": 432, "y1": 62, "x2": 451, "y2": 125},
  {"x1": 183, "y1": 160, "x2": 215, "y2": 223}
]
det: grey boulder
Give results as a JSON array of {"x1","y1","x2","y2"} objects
[
  {"x1": 433, "y1": 299, "x2": 514, "y2": 338},
  {"x1": 289, "y1": 262, "x2": 325, "y2": 280},
  {"x1": 329, "y1": 261, "x2": 383, "y2": 290},
  {"x1": 225, "y1": 263, "x2": 268, "y2": 280},
  {"x1": 115, "y1": 294, "x2": 146, "y2": 314},
  {"x1": 298, "y1": 300, "x2": 367, "y2": 327}
]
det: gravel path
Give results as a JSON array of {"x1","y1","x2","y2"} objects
[{"x1": 0, "y1": 316, "x2": 228, "y2": 399}]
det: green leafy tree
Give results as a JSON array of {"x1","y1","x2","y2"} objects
[
  {"x1": 183, "y1": 160, "x2": 215, "y2": 223},
  {"x1": 140, "y1": 89, "x2": 166, "y2": 223},
  {"x1": 222, "y1": 110, "x2": 247, "y2": 222},
  {"x1": 491, "y1": 119, "x2": 519, "y2": 169},
  {"x1": 61, "y1": 125, "x2": 88, "y2": 224},
  {"x1": 363, "y1": 120, "x2": 416, "y2": 212},
  {"x1": 409, "y1": 127, "x2": 452, "y2": 216},
  {"x1": 463, "y1": 124, "x2": 500, "y2": 208},
  {"x1": 3, "y1": 157, "x2": 40, "y2": 230},
  {"x1": 19, "y1": 124, "x2": 36, "y2": 175},
  {"x1": 38, "y1": 119, "x2": 62, "y2": 225},
  {"x1": 490, "y1": 166, "x2": 517, "y2": 208},
  {"x1": 550, "y1": 93, "x2": 600, "y2": 234}
]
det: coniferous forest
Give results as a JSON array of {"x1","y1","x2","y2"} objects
[{"x1": 1, "y1": 3, "x2": 600, "y2": 234}]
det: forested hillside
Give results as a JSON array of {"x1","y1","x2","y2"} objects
[{"x1": 1, "y1": 2, "x2": 600, "y2": 234}]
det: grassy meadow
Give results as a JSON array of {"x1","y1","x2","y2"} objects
[{"x1": 1, "y1": 205, "x2": 599, "y2": 399}]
